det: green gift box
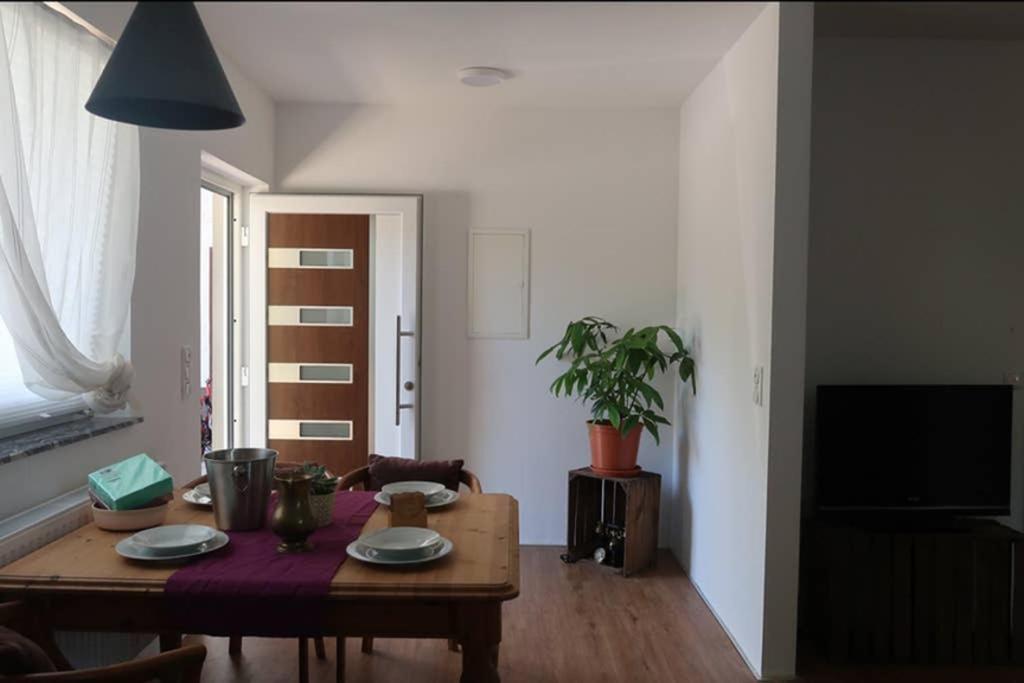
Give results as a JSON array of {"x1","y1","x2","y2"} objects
[{"x1": 87, "y1": 454, "x2": 173, "y2": 511}]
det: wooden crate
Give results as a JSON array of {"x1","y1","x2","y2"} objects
[{"x1": 565, "y1": 468, "x2": 660, "y2": 576}]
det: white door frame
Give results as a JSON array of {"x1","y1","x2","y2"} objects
[
  {"x1": 202, "y1": 151, "x2": 269, "y2": 453},
  {"x1": 246, "y1": 194, "x2": 422, "y2": 460}
]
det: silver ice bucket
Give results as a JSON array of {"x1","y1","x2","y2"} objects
[{"x1": 203, "y1": 448, "x2": 277, "y2": 531}]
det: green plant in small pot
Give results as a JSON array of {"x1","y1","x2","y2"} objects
[
  {"x1": 537, "y1": 317, "x2": 696, "y2": 476},
  {"x1": 302, "y1": 463, "x2": 339, "y2": 527}
]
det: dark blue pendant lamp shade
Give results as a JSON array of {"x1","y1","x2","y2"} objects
[{"x1": 85, "y1": 2, "x2": 245, "y2": 130}]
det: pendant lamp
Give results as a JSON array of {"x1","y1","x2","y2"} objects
[{"x1": 85, "y1": 2, "x2": 245, "y2": 130}]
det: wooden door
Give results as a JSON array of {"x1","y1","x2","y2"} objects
[{"x1": 266, "y1": 213, "x2": 369, "y2": 476}]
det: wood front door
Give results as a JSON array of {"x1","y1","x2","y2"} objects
[{"x1": 266, "y1": 213, "x2": 369, "y2": 476}]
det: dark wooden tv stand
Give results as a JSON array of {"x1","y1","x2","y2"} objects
[{"x1": 803, "y1": 514, "x2": 1024, "y2": 666}]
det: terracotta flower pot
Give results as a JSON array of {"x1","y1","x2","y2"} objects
[{"x1": 587, "y1": 421, "x2": 643, "y2": 476}]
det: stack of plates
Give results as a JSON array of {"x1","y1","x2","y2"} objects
[
  {"x1": 115, "y1": 524, "x2": 228, "y2": 562},
  {"x1": 347, "y1": 526, "x2": 453, "y2": 565},
  {"x1": 374, "y1": 481, "x2": 459, "y2": 509},
  {"x1": 182, "y1": 482, "x2": 212, "y2": 507}
]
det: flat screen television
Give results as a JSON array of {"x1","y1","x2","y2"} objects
[{"x1": 816, "y1": 385, "x2": 1012, "y2": 514}]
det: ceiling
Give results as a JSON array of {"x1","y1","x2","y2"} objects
[
  {"x1": 816, "y1": 2, "x2": 1024, "y2": 40},
  {"x1": 186, "y1": 1, "x2": 766, "y2": 108}
]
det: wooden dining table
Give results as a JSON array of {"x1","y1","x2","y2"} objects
[{"x1": 0, "y1": 490, "x2": 520, "y2": 682}]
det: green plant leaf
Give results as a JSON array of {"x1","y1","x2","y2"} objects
[
  {"x1": 644, "y1": 419, "x2": 661, "y2": 444},
  {"x1": 608, "y1": 404, "x2": 621, "y2": 429},
  {"x1": 660, "y1": 326, "x2": 685, "y2": 353},
  {"x1": 535, "y1": 344, "x2": 556, "y2": 364},
  {"x1": 638, "y1": 383, "x2": 664, "y2": 410},
  {"x1": 540, "y1": 317, "x2": 694, "y2": 426}
]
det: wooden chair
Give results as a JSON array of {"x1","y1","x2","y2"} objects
[
  {"x1": 0, "y1": 601, "x2": 206, "y2": 682},
  {"x1": 337, "y1": 465, "x2": 481, "y2": 496},
  {"x1": 336, "y1": 465, "x2": 483, "y2": 675},
  {"x1": 183, "y1": 461, "x2": 328, "y2": 683}
]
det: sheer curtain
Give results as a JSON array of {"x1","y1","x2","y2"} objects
[{"x1": 0, "y1": 3, "x2": 139, "y2": 415}]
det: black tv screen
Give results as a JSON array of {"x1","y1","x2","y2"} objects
[{"x1": 816, "y1": 385, "x2": 1012, "y2": 514}]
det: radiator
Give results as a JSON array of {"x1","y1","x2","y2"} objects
[{"x1": 0, "y1": 487, "x2": 154, "y2": 668}]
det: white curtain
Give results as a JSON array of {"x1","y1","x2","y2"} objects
[{"x1": 0, "y1": 3, "x2": 139, "y2": 413}]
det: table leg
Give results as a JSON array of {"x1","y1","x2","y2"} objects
[
  {"x1": 457, "y1": 603, "x2": 501, "y2": 683},
  {"x1": 299, "y1": 637, "x2": 309, "y2": 683},
  {"x1": 461, "y1": 643, "x2": 500, "y2": 683},
  {"x1": 159, "y1": 632, "x2": 182, "y2": 652},
  {"x1": 336, "y1": 637, "x2": 345, "y2": 683}
]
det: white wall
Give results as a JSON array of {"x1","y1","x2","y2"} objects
[
  {"x1": 804, "y1": 38, "x2": 1024, "y2": 532},
  {"x1": 275, "y1": 104, "x2": 680, "y2": 545},
  {"x1": 672, "y1": 4, "x2": 812, "y2": 678},
  {"x1": 0, "y1": 3, "x2": 275, "y2": 519}
]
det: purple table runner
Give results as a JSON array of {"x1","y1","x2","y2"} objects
[{"x1": 165, "y1": 490, "x2": 378, "y2": 637}]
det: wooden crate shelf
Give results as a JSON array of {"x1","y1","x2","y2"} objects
[{"x1": 565, "y1": 468, "x2": 660, "y2": 577}]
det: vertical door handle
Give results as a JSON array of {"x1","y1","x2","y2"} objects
[{"x1": 395, "y1": 315, "x2": 415, "y2": 426}]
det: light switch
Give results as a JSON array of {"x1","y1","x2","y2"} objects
[
  {"x1": 753, "y1": 366, "x2": 764, "y2": 406},
  {"x1": 181, "y1": 345, "x2": 192, "y2": 399}
]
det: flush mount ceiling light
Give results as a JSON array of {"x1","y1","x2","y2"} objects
[
  {"x1": 457, "y1": 67, "x2": 510, "y2": 88},
  {"x1": 85, "y1": 2, "x2": 244, "y2": 130}
]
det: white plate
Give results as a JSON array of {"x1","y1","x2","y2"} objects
[
  {"x1": 116, "y1": 530, "x2": 229, "y2": 562},
  {"x1": 346, "y1": 537, "x2": 453, "y2": 566},
  {"x1": 374, "y1": 489, "x2": 459, "y2": 509},
  {"x1": 358, "y1": 527, "x2": 440, "y2": 557},
  {"x1": 380, "y1": 481, "x2": 446, "y2": 498},
  {"x1": 182, "y1": 487, "x2": 213, "y2": 507},
  {"x1": 131, "y1": 525, "x2": 218, "y2": 555}
]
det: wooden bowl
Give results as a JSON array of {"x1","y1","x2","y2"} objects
[{"x1": 92, "y1": 500, "x2": 169, "y2": 531}]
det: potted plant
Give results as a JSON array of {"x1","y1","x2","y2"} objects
[
  {"x1": 537, "y1": 316, "x2": 696, "y2": 476},
  {"x1": 302, "y1": 463, "x2": 339, "y2": 527}
]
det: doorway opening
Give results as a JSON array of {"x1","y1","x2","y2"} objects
[{"x1": 200, "y1": 183, "x2": 233, "y2": 456}]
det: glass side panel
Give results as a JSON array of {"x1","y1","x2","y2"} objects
[
  {"x1": 299, "y1": 307, "x2": 353, "y2": 325},
  {"x1": 299, "y1": 422, "x2": 352, "y2": 439},
  {"x1": 299, "y1": 365, "x2": 352, "y2": 382},
  {"x1": 299, "y1": 249, "x2": 353, "y2": 268}
]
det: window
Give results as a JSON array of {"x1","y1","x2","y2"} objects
[{"x1": 0, "y1": 4, "x2": 139, "y2": 436}]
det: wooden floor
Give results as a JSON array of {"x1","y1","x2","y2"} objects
[
  {"x1": 186, "y1": 546, "x2": 755, "y2": 682},
  {"x1": 184, "y1": 546, "x2": 1024, "y2": 682}
]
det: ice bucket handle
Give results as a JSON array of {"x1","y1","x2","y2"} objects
[{"x1": 232, "y1": 464, "x2": 250, "y2": 493}]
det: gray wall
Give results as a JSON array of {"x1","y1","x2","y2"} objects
[{"x1": 805, "y1": 37, "x2": 1024, "y2": 530}]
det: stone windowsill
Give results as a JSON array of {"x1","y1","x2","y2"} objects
[{"x1": 0, "y1": 415, "x2": 144, "y2": 467}]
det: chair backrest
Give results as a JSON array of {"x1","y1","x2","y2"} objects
[
  {"x1": 339, "y1": 465, "x2": 482, "y2": 494},
  {"x1": 4, "y1": 646, "x2": 207, "y2": 683},
  {"x1": 0, "y1": 602, "x2": 206, "y2": 683}
]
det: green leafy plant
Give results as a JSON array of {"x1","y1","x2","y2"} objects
[
  {"x1": 302, "y1": 463, "x2": 339, "y2": 495},
  {"x1": 536, "y1": 316, "x2": 696, "y2": 444}
]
